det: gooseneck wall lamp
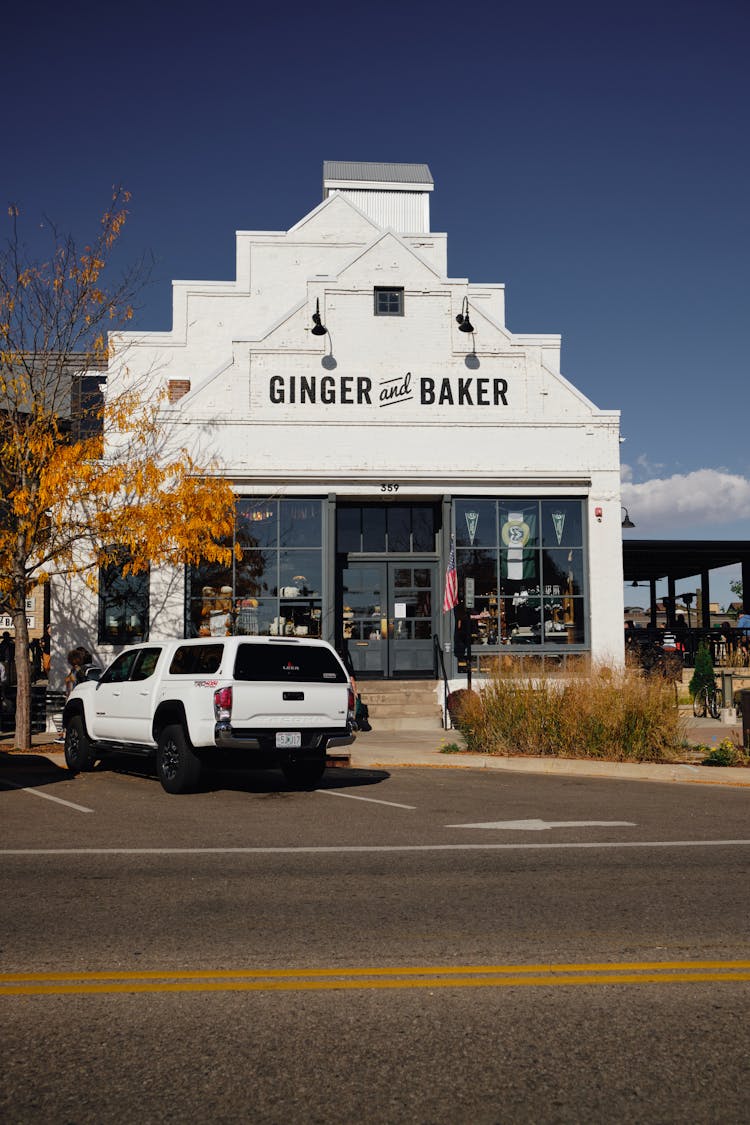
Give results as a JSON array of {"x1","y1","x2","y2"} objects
[
  {"x1": 456, "y1": 296, "x2": 475, "y2": 334},
  {"x1": 311, "y1": 298, "x2": 328, "y2": 336},
  {"x1": 621, "y1": 506, "x2": 635, "y2": 529}
]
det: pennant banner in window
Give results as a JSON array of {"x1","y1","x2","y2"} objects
[{"x1": 500, "y1": 510, "x2": 536, "y2": 580}]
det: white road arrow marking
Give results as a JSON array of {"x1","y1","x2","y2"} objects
[{"x1": 447, "y1": 819, "x2": 636, "y2": 832}]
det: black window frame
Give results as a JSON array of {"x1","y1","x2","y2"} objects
[
  {"x1": 452, "y1": 498, "x2": 589, "y2": 653},
  {"x1": 98, "y1": 547, "x2": 150, "y2": 646},
  {"x1": 373, "y1": 287, "x2": 404, "y2": 317},
  {"x1": 185, "y1": 498, "x2": 325, "y2": 641}
]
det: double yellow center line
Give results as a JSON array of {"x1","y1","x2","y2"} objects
[{"x1": 2, "y1": 960, "x2": 750, "y2": 996}]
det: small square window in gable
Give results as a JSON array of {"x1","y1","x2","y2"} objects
[{"x1": 374, "y1": 287, "x2": 404, "y2": 316}]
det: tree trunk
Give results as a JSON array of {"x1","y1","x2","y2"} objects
[{"x1": 12, "y1": 566, "x2": 32, "y2": 751}]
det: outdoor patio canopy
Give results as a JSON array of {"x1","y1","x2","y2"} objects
[{"x1": 622, "y1": 539, "x2": 750, "y2": 626}]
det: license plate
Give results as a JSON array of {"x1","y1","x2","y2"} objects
[{"x1": 276, "y1": 732, "x2": 301, "y2": 748}]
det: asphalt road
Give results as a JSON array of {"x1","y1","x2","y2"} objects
[{"x1": 2, "y1": 756, "x2": 749, "y2": 1123}]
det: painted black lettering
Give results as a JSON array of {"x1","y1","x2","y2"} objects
[
  {"x1": 420, "y1": 377, "x2": 435, "y2": 404},
  {"x1": 493, "y1": 378, "x2": 508, "y2": 405},
  {"x1": 270, "y1": 376, "x2": 284, "y2": 404},
  {"x1": 300, "y1": 375, "x2": 316, "y2": 403},
  {"x1": 341, "y1": 377, "x2": 353, "y2": 404},
  {"x1": 438, "y1": 378, "x2": 454, "y2": 406},
  {"x1": 321, "y1": 376, "x2": 336, "y2": 404},
  {"x1": 476, "y1": 378, "x2": 489, "y2": 405},
  {"x1": 458, "y1": 378, "x2": 473, "y2": 405},
  {"x1": 357, "y1": 377, "x2": 372, "y2": 404}
]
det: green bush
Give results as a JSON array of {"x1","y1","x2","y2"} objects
[
  {"x1": 455, "y1": 664, "x2": 683, "y2": 762},
  {"x1": 689, "y1": 642, "x2": 715, "y2": 700},
  {"x1": 701, "y1": 739, "x2": 747, "y2": 767}
]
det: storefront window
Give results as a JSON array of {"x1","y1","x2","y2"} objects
[
  {"x1": 236, "y1": 501, "x2": 277, "y2": 548},
  {"x1": 280, "y1": 500, "x2": 322, "y2": 548},
  {"x1": 186, "y1": 499, "x2": 324, "y2": 639},
  {"x1": 362, "y1": 507, "x2": 386, "y2": 552},
  {"x1": 387, "y1": 506, "x2": 411, "y2": 552},
  {"x1": 98, "y1": 549, "x2": 149, "y2": 645},
  {"x1": 453, "y1": 499, "x2": 588, "y2": 651},
  {"x1": 541, "y1": 500, "x2": 583, "y2": 548},
  {"x1": 337, "y1": 507, "x2": 361, "y2": 553},
  {"x1": 337, "y1": 504, "x2": 437, "y2": 554},
  {"x1": 455, "y1": 501, "x2": 496, "y2": 548}
]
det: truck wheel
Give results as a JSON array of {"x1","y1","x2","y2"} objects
[
  {"x1": 64, "y1": 716, "x2": 98, "y2": 772},
  {"x1": 282, "y1": 757, "x2": 326, "y2": 790},
  {"x1": 156, "y1": 725, "x2": 202, "y2": 794}
]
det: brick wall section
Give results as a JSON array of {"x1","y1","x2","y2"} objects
[{"x1": 168, "y1": 379, "x2": 191, "y2": 402}]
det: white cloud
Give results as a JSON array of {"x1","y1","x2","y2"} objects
[
  {"x1": 635, "y1": 453, "x2": 666, "y2": 477},
  {"x1": 621, "y1": 469, "x2": 750, "y2": 534}
]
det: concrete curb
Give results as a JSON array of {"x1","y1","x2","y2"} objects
[
  {"x1": 350, "y1": 751, "x2": 750, "y2": 787},
  {"x1": 3, "y1": 733, "x2": 748, "y2": 789}
]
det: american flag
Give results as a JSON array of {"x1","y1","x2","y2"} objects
[{"x1": 443, "y1": 538, "x2": 458, "y2": 612}]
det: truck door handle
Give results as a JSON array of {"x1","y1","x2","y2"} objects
[{"x1": 283, "y1": 691, "x2": 305, "y2": 701}]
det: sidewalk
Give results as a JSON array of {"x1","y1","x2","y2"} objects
[
  {"x1": 2, "y1": 716, "x2": 748, "y2": 788},
  {"x1": 347, "y1": 713, "x2": 750, "y2": 788}
]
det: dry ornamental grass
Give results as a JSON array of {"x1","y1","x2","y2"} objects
[{"x1": 452, "y1": 665, "x2": 685, "y2": 762}]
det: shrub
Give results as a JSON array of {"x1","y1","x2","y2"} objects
[
  {"x1": 689, "y1": 642, "x2": 715, "y2": 700},
  {"x1": 446, "y1": 689, "x2": 477, "y2": 729},
  {"x1": 454, "y1": 664, "x2": 684, "y2": 762},
  {"x1": 701, "y1": 739, "x2": 747, "y2": 767}
]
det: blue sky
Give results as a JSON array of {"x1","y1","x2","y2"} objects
[{"x1": 5, "y1": 0, "x2": 748, "y2": 608}]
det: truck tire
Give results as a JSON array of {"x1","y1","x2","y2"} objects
[
  {"x1": 64, "y1": 715, "x2": 98, "y2": 773},
  {"x1": 156, "y1": 724, "x2": 202, "y2": 794},
  {"x1": 282, "y1": 756, "x2": 326, "y2": 789}
]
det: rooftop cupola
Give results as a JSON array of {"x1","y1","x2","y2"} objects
[{"x1": 322, "y1": 160, "x2": 434, "y2": 233}]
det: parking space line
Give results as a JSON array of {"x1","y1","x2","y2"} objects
[
  {"x1": 316, "y1": 790, "x2": 416, "y2": 810},
  {"x1": 0, "y1": 780, "x2": 94, "y2": 813}
]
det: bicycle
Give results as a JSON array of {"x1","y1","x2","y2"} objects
[{"x1": 692, "y1": 680, "x2": 723, "y2": 719}]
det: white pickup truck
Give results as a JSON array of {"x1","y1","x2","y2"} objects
[{"x1": 62, "y1": 636, "x2": 355, "y2": 793}]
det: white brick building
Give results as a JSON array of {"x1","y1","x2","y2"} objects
[{"x1": 56, "y1": 161, "x2": 625, "y2": 684}]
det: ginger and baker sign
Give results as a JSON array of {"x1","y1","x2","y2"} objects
[{"x1": 268, "y1": 371, "x2": 509, "y2": 408}]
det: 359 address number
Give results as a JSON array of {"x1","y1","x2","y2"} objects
[{"x1": 380, "y1": 483, "x2": 400, "y2": 492}]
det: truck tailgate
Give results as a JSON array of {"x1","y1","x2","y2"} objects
[{"x1": 231, "y1": 681, "x2": 348, "y2": 728}]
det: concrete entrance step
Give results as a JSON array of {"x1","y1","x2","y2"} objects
[
  {"x1": 360, "y1": 715, "x2": 445, "y2": 733},
  {"x1": 362, "y1": 688, "x2": 438, "y2": 705},
  {"x1": 358, "y1": 679, "x2": 444, "y2": 732}
]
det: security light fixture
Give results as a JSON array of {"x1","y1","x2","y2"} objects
[
  {"x1": 456, "y1": 296, "x2": 474, "y2": 334},
  {"x1": 311, "y1": 298, "x2": 327, "y2": 336},
  {"x1": 621, "y1": 506, "x2": 635, "y2": 528}
]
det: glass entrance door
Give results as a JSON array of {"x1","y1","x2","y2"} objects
[{"x1": 342, "y1": 561, "x2": 437, "y2": 678}]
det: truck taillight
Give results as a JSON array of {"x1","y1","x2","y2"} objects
[
  {"x1": 347, "y1": 684, "x2": 356, "y2": 721},
  {"x1": 214, "y1": 686, "x2": 233, "y2": 721}
]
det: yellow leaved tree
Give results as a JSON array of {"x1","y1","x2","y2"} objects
[{"x1": 0, "y1": 190, "x2": 237, "y2": 750}]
